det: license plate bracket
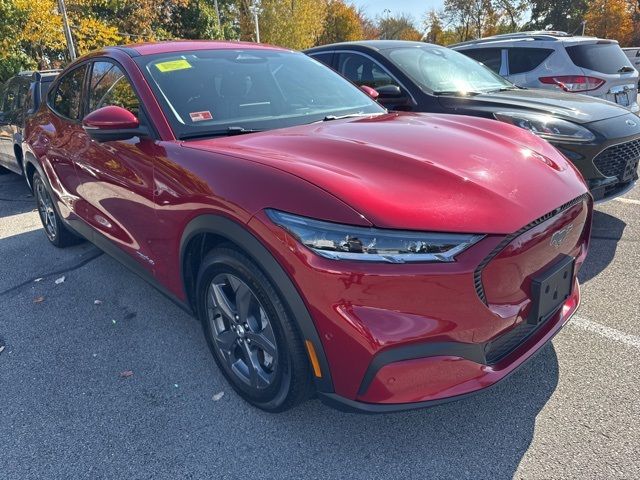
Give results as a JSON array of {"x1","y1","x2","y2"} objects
[{"x1": 528, "y1": 255, "x2": 575, "y2": 325}]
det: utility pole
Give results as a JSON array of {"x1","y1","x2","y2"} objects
[
  {"x1": 249, "y1": 1, "x2": 262, "y2": 43},
  {"x1": 214, "y1": 0, "x2": 221, "y2": 30},
  {"x1": 58, "y1": 0, "x2": 76, "y2": 61}
]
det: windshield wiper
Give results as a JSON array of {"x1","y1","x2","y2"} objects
[
  {"x1": 322, "y1": 112, "x2": 374, "y2": 122},
  {"x1": 179, "y1": 126, "x2": 262, "y2": 140},
  {"x1": 618, "y1": 66, "x2": 636, "y2": 73},
  {"x1": 487, "y1": 86, "x2": 520, "y2": 93},
  {"x1": 432, "y1": 90, "x2": 482, "y2": 96}
]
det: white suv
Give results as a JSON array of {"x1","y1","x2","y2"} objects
[{"x1": 452, "y1": 32, "x2": 639, "y2": 114}]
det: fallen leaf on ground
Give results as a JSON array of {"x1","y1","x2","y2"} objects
[
  {"x1": 120, "y1": 370, "x2": 134, "y2": 378},
  {"x1": 33, "y1": 296, "x2": 45, "y2": 303},
  {"x1": 34, "y1": 278, "x2": 43, "y2": 283},
  {"x1": 54, "y1": 276, "x2": 65, "y2": 284},
  {"x1": 94, "y1": 300, "x2": 102, "y2": 305},
  {"x1": 212, "y1": 391, "x2": 225, "y2": 401}
]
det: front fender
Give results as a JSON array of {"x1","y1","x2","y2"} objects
[{"x1": 179, "y1": 214, "x2": 335, "y2": 394}]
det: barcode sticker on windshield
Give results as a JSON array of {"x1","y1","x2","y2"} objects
[
  {"x1": 155, "y1": 59, "x2": 192, "y2": 73},
  {"x1": 190, "y1": 111, "x2": 213, "y2": 122}
]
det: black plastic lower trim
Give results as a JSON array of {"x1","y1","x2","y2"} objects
[
  {"x1": 357, "y1": 341, "x2": 485, "y2": 397},
  {"x1": 322, "y1": 314, "x2": 568, "y2": 414}
]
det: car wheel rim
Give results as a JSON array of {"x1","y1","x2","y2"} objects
[
  {"x1": 36, "y1": 180, "x2": 57, "y2": 241},
  {"x1": 206, "y1": 273, "x2": 278, "y2": 390}
]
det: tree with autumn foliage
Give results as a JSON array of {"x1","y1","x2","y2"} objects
[
  {"x1": 585, "y1": 0, "x2": 634, "y2": 44},
  {"x1": 319, "y1": 0, "x2": 364, "y2": 44}
]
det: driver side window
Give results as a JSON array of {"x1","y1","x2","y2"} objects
[
  {"x1": 88, "y1": 61, "x2": 140, "y2": 117},
  {"x1": 337, "y1": 53, "x2": 400, "y2": 90}
]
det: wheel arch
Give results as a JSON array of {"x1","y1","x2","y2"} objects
[
  {"x1": 179, "y1": 214, "x2": 334, "y2": 393},
  {"x1": 23, "y1": 151, "x2": 43, "y2": 191}
]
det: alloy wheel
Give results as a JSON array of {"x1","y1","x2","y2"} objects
[
  {"x1": 206, "y1": 273, "x2": 279, "y2": 390},
  {"x1": 36, "y1": 180, "x2": 57, "y2": 241}
]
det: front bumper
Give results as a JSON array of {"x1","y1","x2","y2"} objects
[
  {"x1": 554, "y1": 113, "x2": 640, "y2": 202},
  {"x1": 248, "y1": 194, "x2": 591, "y2": 412},
  {"x1": 318, "y1": 283, "x2": 579, "y2": 413}
]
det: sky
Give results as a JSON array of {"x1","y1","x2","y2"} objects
[{"x1": 349, "y1": 0, "x2": 444, "y2": 23}]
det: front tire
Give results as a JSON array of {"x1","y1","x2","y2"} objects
[
  {"x1": 33, "y1": 172, "x2": 82, "y2": 247},
  {"x1": 196, "y1": 247, "x2": 312, "y2": 412}
]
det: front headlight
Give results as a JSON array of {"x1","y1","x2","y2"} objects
[
  {"x1": 266, "y1": 210, "x2": 483, "y2": 263},
  {"x1": 494, "y1": 111, "x2": 596, "y2": 143}
]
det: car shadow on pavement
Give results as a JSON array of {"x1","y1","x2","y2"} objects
[
  {"x1": 0, "y1": 217, "x2": 560, "y2": 479},
  {"x1": 273, "y1": 344, "x2": 560, "y2": 479},
  {"x1": 0, "y1": 172, "x2": 34, "y2": 218},
  {"x1": 578, "y1": 210, "x2": 626, "y2": 284}
]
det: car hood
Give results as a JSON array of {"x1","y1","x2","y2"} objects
[
  {"x1": 184, "y1": 112, "x2": 589, "y2": 234},
  {"x1": 437, "y1": 88, "x2": 629, "y2": 124}
]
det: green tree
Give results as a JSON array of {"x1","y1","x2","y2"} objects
[{"x1": 525, "y1": 0, "x2": 588, "y2": 33}]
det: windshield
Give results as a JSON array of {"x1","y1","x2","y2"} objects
[
  {"x1": 387, "y1": 46, "x2": 513, "y2": 94},
  {"x1": 134, "y1": 49, "x2": 385, "y2": 139}
]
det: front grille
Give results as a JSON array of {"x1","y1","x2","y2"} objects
[
  {"x1": 593, "y1": 139, "x2": 640, "y2": 183},
  {"x1": 483, "y1": 310, "x2": 561, "y2": 364},
  {"x1": 473, "y1": 194, "x2": 589, "y2": 304}
]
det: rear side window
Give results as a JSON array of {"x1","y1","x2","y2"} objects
[
  {"x1": 507, "y1": 48, "x2": 553, "y2": 74},
  {"x1": 15, "y1": 80, "x2": 29, "y2": 109},
  {"x1": 50, "y1": 65, "x2": 87, "y2": 120},
  {"x1": 310, "y1": 52, "x2": 333, "y2": 68},
  {"x1": 566, "y1": 43, "x2": 634, "y2": 74},
  {"x1": 461, "y1": 48, "x2": 502, "y2": 74}
]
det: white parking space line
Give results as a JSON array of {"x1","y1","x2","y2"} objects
[
  {"x1": 570, "y1": 316, "x2": 640, "y2": 352},
  {"x1": 615, "y1": 197, "x2": 640, "y2": 206}
]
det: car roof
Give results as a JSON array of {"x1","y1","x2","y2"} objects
[
  {"x1": 306, "y1": 40, "x2": 439, "y2": 53},
  {"x1": 109, "y1": 40, "x2": 289, "y2": 57}
]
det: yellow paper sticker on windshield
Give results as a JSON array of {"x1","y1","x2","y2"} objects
[{"x1": 155, "y1": 59, "x2": 192, "y2": 73}]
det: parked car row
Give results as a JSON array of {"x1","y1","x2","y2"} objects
[
  {"x1": 0, "y1": 70, "x2": 60, "y2": 175},
  {"x1": 4, "y1": 34, "x2": 638, "y2": 413},
  {"x1": 306, "y1": 37, "x2": 640, "y2": 202}
]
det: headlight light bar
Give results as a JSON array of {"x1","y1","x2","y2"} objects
[
  {"x1": 494, "y1": 111, "x2": 596, "y2": 143},
  {"x1": 266, "y1": 210, "x2": 484, "y2": 263}
]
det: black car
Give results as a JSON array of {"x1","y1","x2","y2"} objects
[
  {"x1": 305, "y1": 40, "x2": 640, "y2": 202},
  {"x1": 0, "y1": 70, "x2": 60, "y2": 175}
]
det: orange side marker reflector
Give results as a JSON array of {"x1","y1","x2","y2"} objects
[{"x1": 305, "y1": 340, "x2": 322, "y2": 378}]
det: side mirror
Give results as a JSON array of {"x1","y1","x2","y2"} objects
[
  {"x1": 376, "y1": 85, "x2": 403, "y2": 98},
  {"x1": 82, "y1": 106, "x2": 147, "y2": 142},
  {"x1": 360, "y1": 85, "x2": 379, "y2": 100}
]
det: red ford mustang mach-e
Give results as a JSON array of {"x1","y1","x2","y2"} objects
[{"x1": 24, "y1": 41, "x2": 592, "y2": 412}]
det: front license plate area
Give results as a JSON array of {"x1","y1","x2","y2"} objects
[{"x1": 528, "y1": 255, "x2": 575, "y2": 325}]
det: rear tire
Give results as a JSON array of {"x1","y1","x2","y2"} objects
[
  {"x1": 196, "y1": 247, "x2": 312, "y2": 412},
  {"x1": 33, "y1": 172, "x2": 82, "y2": 247}
]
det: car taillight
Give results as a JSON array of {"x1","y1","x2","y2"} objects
[{"x1": 539, "y1": 75, "x2": 605, "y2": 92}]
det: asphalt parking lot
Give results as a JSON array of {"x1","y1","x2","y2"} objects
[{"x1": 1, "y1": 168, "x2": 639, "y2": 479}]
